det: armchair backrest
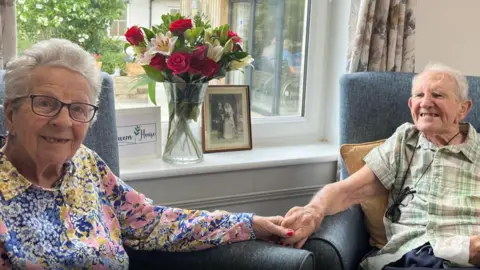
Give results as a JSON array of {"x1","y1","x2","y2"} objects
[
  {"x1": 339, "y1": 72, "x2": 480, "y2": 178},
  {"x1": 0, "y1": 71, "x2": 120, "y2": 176}
]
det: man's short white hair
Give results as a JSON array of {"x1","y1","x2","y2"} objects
[{"x1": 412, "y1": 62, "x2": 469, "y2": 101}]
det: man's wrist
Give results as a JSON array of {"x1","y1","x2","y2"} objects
[{"x1": 305, "y1": 203, "x2": 325, "y2": 230}]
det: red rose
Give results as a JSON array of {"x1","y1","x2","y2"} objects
[
  {"x1": 228, "y1": 30, "x2": 242, "y2": 44},
  {"x1": 192, "y1": 45, "x2": 207, "y2": 60},
  {"x1": 125, "y1": 26, "x2": 144, "y2": 46},
  {"x1": 202, "y1": 58, "x2": 220, "y2": 78},
  {"x1": 169, "y1": 18, "x2": 193, "y2": 34},
  {"x1": 150, "y1": 54, "x2": 167, "y2": 71},
  {"x1": 167, "y1": 52, "x2": 191, "y2": 75},
  {"x1": 189, "y1": 58, "x2": 204, "y2": 75}
]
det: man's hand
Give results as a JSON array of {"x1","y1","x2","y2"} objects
[
  {"x1": 469, "y1": 235, "x2": 480, "y2": 265},
  {"x1": 252, "y1": 215, "x2": 294, "y2": 243},
  {"x1": 280, "y1": 204, "x2": 324, "y2": 248}
]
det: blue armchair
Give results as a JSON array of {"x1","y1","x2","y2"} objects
[
  {"x1": 301, "y1": 72, "x2": 480, "y2": 270},
  {"x1": 0, "y1": 71, "x2": 314, "y2": 270}
]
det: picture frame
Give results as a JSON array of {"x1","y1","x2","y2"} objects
[
  {"x1": 202, "y1": 85, "x2": 253, "y2": 153},
  {"x1": 115, "y1": 106, "x2": 162, "y2": 160}
]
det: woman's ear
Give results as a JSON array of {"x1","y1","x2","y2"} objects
[{"x1": 4, "y1": 103, "x2": 16, "y2": 136}]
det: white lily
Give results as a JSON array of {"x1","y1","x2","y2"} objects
[
  {"x1": 204, "y1": 29, "x2": 214, "y2": 44},
  {"x1": 149, "y1": 31, "x2": 178, "y2": 56},
  {"x1": 135, "y1": 51, "x2": 154, "y2": 65},
  {"x1": 229, "y1": 55, "x2": 254, "y2": 71},
  {"x1": 206, "y1": 40, "x2": 224, "y2": 63}
]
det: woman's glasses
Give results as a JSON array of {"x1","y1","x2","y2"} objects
[
  {"x1": 385, "y1": 186, "x2": 416, "y2": 222},
  {"x1": 15, "y1": 95, "x2": 98, "y2": 123}
]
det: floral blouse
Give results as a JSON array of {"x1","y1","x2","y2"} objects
[{"x1": 0, "y1": 142, "x2": 255, "y2": 269}]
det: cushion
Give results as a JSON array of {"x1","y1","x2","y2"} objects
[{"x1": 340, "y1": 140, "x2": 388, "y2": 248}]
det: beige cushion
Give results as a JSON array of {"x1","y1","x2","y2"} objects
[{"x1": 340, "y1": 140, "x2": 388, "y2": 248}]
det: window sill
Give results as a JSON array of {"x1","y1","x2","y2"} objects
[{"x1": 119, "y1": 142, "x2": 339, "y2": 181}]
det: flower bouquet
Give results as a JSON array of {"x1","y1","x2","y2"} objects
[{"x1": 124, "y1": 14, "x2": 253, "y2": 164}]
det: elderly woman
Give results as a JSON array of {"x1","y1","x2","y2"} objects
[
  {"x1": 0, "y1": 39, "x2": 293, "y2": 269},
  {"x1": 281, "y1": 63, "x2": 480, "y2": 269}
]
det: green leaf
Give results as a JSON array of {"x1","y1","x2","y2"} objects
[
  {"x1": 142, "y1": 65, "x2": 165, "y2": 82},
  {"x1": 234, "y1": 51, "x2": 249, "y2": 59},
  {"x1": 129, "y1": 74, "x2": 152, "y2": 89},
  {"x1": 123, "y1": 43, "x2": 130, "y2": 53},
  {"x1": 193, "y1": 27, "x2": 204, "y2": 38},
  {"x1": 148, "y1": 81, "x2": 157, "y2": 105},
  {"x1": 161, "y1": 14, "x2": 171, "y2": 26},
  {"x1": 220, "y1": 25, "x2": 229, "y2": 44},
  {"x1": 141, "y1": 27, "x2": 155, "y2": 41},
  {"x1": 184, "y1": 29, "x2": 195, "y2": 44}
]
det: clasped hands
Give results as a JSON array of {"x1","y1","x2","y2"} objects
[{"x1": 252, "y1": 204, "x2": 324, "y2": 249}]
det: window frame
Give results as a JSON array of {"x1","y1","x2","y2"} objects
[
  {"x1": 220, "y1": 0, "x2": 330, "y2": 144},
  {"x1": 109, "y1": 4, "x2": 130, "y2": 38}
]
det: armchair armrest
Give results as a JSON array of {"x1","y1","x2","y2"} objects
[
  {"x1": 302, "y1": 205, "x2": 371, "y2": 270},
  {"x1": 126, "y1": 240, "x2": 314, "y2": 270}
]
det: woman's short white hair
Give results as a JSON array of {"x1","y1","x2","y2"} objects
[
  {"x1": 4, "y1": 38, "x2": 101, "y2": 106},
  {"x1": 412, "y1": 62, "x2": 469, "y2": 101}
]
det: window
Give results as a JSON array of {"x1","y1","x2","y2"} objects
[
  {"x1": 110, "y1": 9, "x2": 128, "y2": 37},
  {"x1": 169, "y1": 7, "x2": 181, "y2": 15},
  {"x1": 228, "y1": 0, "x2": 306, "y2": 117},
  {"x1": 15, "y1": 0, "x2": 329, "y2": 142}
]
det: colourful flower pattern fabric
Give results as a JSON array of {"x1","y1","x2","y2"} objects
[{"x1": 0, "y1": 139, "x2": 255, "y2": 269}]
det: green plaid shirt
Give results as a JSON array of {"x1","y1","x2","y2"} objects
[{"x1": 360, "y1": 122, "x2": 480, "y2": 269}]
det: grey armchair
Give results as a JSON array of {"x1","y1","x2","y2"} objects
[
  {"x1": 0, "y1": 71, "x2": 314, "y2": 270},
  {"x1": 302, "y1": 72, "x2": 480, "y2": 270}
]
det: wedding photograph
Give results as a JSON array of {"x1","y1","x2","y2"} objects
[{"x1": 202, "y1": 85, "x2": 252, "y2": 153}]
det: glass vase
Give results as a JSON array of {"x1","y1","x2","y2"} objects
[{"x1": 162, "y1": 82, "x2": 208, "y2": 164}]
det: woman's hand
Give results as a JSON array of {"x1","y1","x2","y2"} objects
[
  {"x1": 280, "y1": 204, "x2": 324, "y2": 248},
  {"x1": 252, "y1": 215, "x2": 294, "y2": 243}
]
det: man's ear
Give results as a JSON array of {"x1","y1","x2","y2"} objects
[
  {"x1": 4, "y1": 103, "x2": 15, "y2": 136},
  {"x1": 459, "y1": 100, "x2": 472, "y2": 120},
  {"x1": 408, "y1": 97, "x2": 413, "y2": 110}
]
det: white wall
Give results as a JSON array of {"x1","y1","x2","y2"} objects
[
  {"x1": 128, "y1": 162, "x2": 336, "y2": 216},
  {"x1": 416, "y1": 0, "x2": 480, "y2": 76},
  {"x1": 129, "y1": 0, "x2": 180, "y2": 27},
  {"x1": 151, "y1": 0, "x2": 181, "y2": 25},
  {"x1": 128, "y1": 0, "x2": 151, "y2": 27}
]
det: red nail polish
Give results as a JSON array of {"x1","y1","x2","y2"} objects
[{"x1": 287, "y1": 231, "x2": 294, "y2": 236}]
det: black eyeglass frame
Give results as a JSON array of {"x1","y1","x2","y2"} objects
[
  {"x1": 384, "y1": 130, "x2": 460, "y2": 223},
  {"x1": 384, "y1": 134, "x2": 420, "y2": 223},
  {"x1": 14, "y1": 94, "x2": 99, "y2": 123}
]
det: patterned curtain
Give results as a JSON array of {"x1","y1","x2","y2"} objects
[
  {"x1": 346, "y1": 0, "x2": 416, "y2": 73},
  {"x1": 0, "y1": 0, "x2": 16, "y2": 69}
]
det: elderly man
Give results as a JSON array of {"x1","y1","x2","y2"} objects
[{"x1": 281, "y1": 63, "x2": 480, "y2": 269}]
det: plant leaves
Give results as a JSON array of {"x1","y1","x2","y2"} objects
[
  {"x1": 129, "y1": 74, "x2": 152, "y2": 89},
  {"x1": 148, "y1": 81, "x2": 157, "y2": 105},
  {"x1": 234, "y1": 51, "x2": 249, "y2": 60},
  {"x1": 141, "y1": 27, "x2": 155, "y2": 41},
  {"x1": 220, "y1": 25, "x2": 229, "y2": 44},
  {"x1": 142, "y1": 65, "x2": 165, "y2": 82},
  {"x1": 123, "y1": 43, "x2": 131, "y2": 53},
  {"x1": 184, "y1": 29, "x2": 195, "y2": 44}
]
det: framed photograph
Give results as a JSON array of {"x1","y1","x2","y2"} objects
[
  {"x1": 202, "y1": 85, "x2": 253, "y2": 153},
  {"x1": 115, "y1": 106, "x2": 162, "y2": 160}
]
